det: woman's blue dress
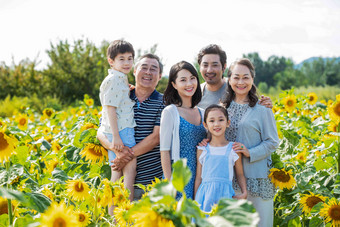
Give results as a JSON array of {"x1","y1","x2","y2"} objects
[{"x1": 176, "y1": 114, "x2": 206, "y2": 200}]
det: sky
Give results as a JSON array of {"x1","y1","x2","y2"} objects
[{"x1": 1, "y1": 0, "x2": 339, "y2": 74}]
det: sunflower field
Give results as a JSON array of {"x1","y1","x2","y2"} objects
[{"x1": 0, "y1": 90, "x2": 339, "y2": 227}]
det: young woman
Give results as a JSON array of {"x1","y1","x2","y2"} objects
[
  {"x1": 160, "y1": 61, "x2": 206, "y2": 199},
  {"x1": 223, "y1": 58, "x2": 279, "y2": 227}
]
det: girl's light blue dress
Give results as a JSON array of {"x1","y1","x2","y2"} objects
[
  {"x1": 195, "y1": 143, "x2": 236, "y2": 212},
  {"x1": 176, "y1": 113, "x2": 206, "y2": 200}
]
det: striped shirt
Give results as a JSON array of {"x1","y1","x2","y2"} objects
[{"x1": 130, "y1": 89, "x2": 165, "y2": 186}]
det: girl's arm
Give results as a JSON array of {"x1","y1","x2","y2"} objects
[
  {"x1": 107, "y1": 106, "x2": 124, "y2": 152},
  {"x1": 194, "y1": 149, "x2": 203, "y2": 199},
  {"x1": 233, "y1": 153, "x2": 247, "y2": 200},
  {"x1": 161, "y1": 150, "x2": 172, "y2": 180}
]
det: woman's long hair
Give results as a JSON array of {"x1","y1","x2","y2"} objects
[
  {"x1": 222, "y1": 58, "x2": 259, "y2": 108},
  {"x1": 163, "y1": 61, "x2": 202, "y2": 107}
]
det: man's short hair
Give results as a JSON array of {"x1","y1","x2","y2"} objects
[
  {"x1": 197, "y1": 44, "x2": 227, "y2": 68},
  {"x1": 135, "y1": 53, "x2": 163, "y2": 74}
]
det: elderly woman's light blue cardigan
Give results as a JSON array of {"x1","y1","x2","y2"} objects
[{"x1": 235, "y1": 103, "x2": 280, "y2": 178}]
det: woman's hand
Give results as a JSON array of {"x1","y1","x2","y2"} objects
[
  {"x1": 233, "y1": 191, "x2": 247, "y2": 200},
  {"x1": 233, "y1": 142, "x2": 250, "y2": 158},
  {"x1": 197, "y1": 138, "x2": 210, "y2": 147},
  {"x1": 259, "y1": 95, "x2": 273, "y2": 108}
]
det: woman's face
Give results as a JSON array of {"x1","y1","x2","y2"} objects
[
  {"x1": 171, "y1": 69, "x2": 198, "y2": 99},
  {"x1": 229, "y1": 64, "x2": 254, "y2": 97}
]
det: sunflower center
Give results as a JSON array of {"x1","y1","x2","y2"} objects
[
  {"x1": 75, "y1": 182, "x2": 84, "y2": 192},
  {"x1": 79, "y1": 214, "x2": 86, "y2": 222},
  {"x1": 334, "y1": 103, "x2": 340, "y2": 117},
  {"x1": 273, "y1": 170, "x2": 291, "y2": 182},
  {"x1": 45, "y1": 110, "x2": 53, "y2": 117},
  {"x1": 306, "y1": 196, "x2": 323, "y2": 208},
  {"x1": 53, "y1": 217, "x2": 67, "y2": 227},
  {"x1": 309, "y1": 96, "x2": 314, "y2": 101},
  {"x1": 0, "y1": 202, "x2": 8, "y2": 215},
  {"x1": 0, "y1": 133, "x2": 9, "y2": 151},
  {"x1": 287, "y1": 100, "x2": 294, "y2": 107},
  {"x1": 329, "y1": 205, "x2": 340, "y2": 220},
  {"x1": 89, "y1": 146, "x2": 103, "y2": 157},
  {"x1": 19, "y1": 118, "x2": 27, "y2": 125}
]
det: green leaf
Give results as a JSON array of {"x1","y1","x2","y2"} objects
[
  {"x1": 15, "y1": 146, "x2": 30, "y2": 166},
  {"x1": 0, "y1": 187, "x2": 27, "y2": 203},
  {"x1": 51, "y1": 168, "x2": 69, "y2": 183},
  {"x1": 171, "y1": 159, "x2": 191, "y2": 193},
  {"x1": 14, "y1": 214, "x2": 34, "y2": 227},
  {"x1": 288, "y1": 216, "x2": 301, "y2": 227},
  {"x1": 214, "y1": 199, "x2": 259, "y2": 226},
  {"x1": 282, "y1": 129, "x2": 300, "y2": 147},
  {"x1": 309, "y1": 216, "x2": 323, "y2": 227},
  {"x1": 23, "y1": 192, "x2": 51, "y2": 213},
  {"x1": 206, "y1": 216, "x2": 232, "y2": 227},
  {"x1": 314, "y1": 157, "x2": 333, "y2": 171},
  {"x1": 42, "y1": 140, "x2": 52, "y2": 150},
  {"x1": 177, "y1": 197, "x2": 205, "y2": 220},
  {"x1": 148, "y1": 182, "x2": 176, "y2": 202},
  {"x1": 100, "y1": 164, "x2": 111, "y2": 180},
  {"x1": 0, "y1": 214, "x2": 9, "y2": 227}
]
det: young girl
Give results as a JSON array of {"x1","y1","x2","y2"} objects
[
  {"x1": 98, "y1": 40, "x2": 136, "y2": 213},
  {"x1": 160, "y1": 61, "x2": 206, "y2": 200},
  {"x1": 194, "y1": 104, "x2": 247, "y2": 212}
]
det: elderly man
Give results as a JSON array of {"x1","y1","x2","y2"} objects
[{"x1": 97, "y1": 53, "x2": 164, "y2": 200}]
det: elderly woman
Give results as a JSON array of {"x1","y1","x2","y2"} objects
[{"x1": 222, "y1": 58, "x2": 279, "y2": 227}]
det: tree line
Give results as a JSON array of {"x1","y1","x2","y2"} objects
[{"x1": 1, "y1": 38, "x2": 339, "y2": 105}]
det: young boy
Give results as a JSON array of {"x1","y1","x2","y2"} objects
[{"x1": 98, "y1": 40, "x2": 136, "y2": 214}]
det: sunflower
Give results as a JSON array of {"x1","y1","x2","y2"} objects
[
  {"x1": 0, "y1": 127, "x2": 17, "y2": 163},
  {"x1": 51, "y1": 140, "x2": 62, "y2": 152},
  {"x1": 100, "y1": 178, "x2": 113, "y2": 207},
  {"x1": 42, "y1": 186, "x2": 54, "y2": 202},
  {"x1": 80, "y1": 143, "x2": 108, "y2": 163},
  {"x1": 80, "y1": 122, "x2": 97, "y2": 131},
  {"x1": 74, "y1": 210, "x2": 91, "y2": 226},
  {"x1": 46, "y1": 159, "x2": 59, "y2": 174},
  {"x1": 40, "y1": 202, "x2": 78, "y2": 227},
  {"x1": 42, "y1": 108, "x2": 54, "y2": 119},
  {"x1": 320, "y1": 198, "x2": 340, "y2": 227},
  {"x1": 282, "y1": 95, "x2": 297, "y2": 113},
  {"x1": 16, "y1": 114, "x2": 28, "y2": 130},
  {"x1": 307, "y1": 92, "x2": 318, "y2": 105},
  {"x1": 42, "y1": 126, "x2": 51, "y2": 135},
  {"x1": 113, "y1": 201, "x2": 134, "y2": 226},
  {"x1": 296, "y1": 150, "x2": 307, "y2": 163},
  {"x1": 85, "y1": 98, "x2": 94, "y2": 107},
  {"x1": 0, "y1": 196, "x2": 9, "y2": 215},
  {"x1": 328, "y1": 98, "x2": 340, "y2": 124},
  {"x1": 268, "y1": 168, "x2": 296, "y2": 190},
  {"x1": 328, "y1": 122, "x2": 340, "y2": 133},
  {"x1": 300, "y1": 192, "x2": 327, "y2": 214},
  {"x1": 112, "y1": 183, "x2": 129, "y2": 205},
  {"x1": 66, "y1": 179, "x2": 90, "y2": 201},
  {"x1": 131, "y1": 206, "x2": 175, "y2": 227}
]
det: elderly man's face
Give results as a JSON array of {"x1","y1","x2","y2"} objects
[{"x1": 134, "y1": 58, "x2": 161, "y2": 90}]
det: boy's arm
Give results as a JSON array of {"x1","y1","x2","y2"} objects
[
  {"x1": 194, "y1": 149, "x2": 203, "y2": 198},
  {"x1": 233, "y1": 153, "x2": 247, "y2": 200},
  {"x1": 107, "y1": 106, "x2": 124, "y2": 151}
]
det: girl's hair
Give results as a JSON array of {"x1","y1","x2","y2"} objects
[
  {"x1": 223, "y1": 58, "x2": 259, "y2": 108},
  {"x1": 163, "y1": 61, "x2": 202, "y2": 107},
  {"x1": 204, "y1": 104, "x2": 229, "y2": 123}
]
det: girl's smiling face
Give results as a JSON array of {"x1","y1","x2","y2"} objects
[
  {"x1": 171, "y1": 69, "x2": 198, "y2": 99},
  {"x1": 204, "y1": 109, "x2": 230, "y2": 137}
]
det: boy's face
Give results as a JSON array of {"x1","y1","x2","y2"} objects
[{"x1": 108, "y1": 52, "x2": 134, "y2": 74}]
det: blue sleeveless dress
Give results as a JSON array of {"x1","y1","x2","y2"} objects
[
  {"x1": 195, "y1": 144, "x2": 235, "y2": 212},
  {"x1": 176, "y1": 112, "x2": 206, "y2": 200}
]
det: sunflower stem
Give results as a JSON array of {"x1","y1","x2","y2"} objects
[
  {"x1": 6, "y1": 162, "x2": 13, "y2": 226},
  {"x1": 337, "y1": 123, "x2": 340, "y2": 176}
]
